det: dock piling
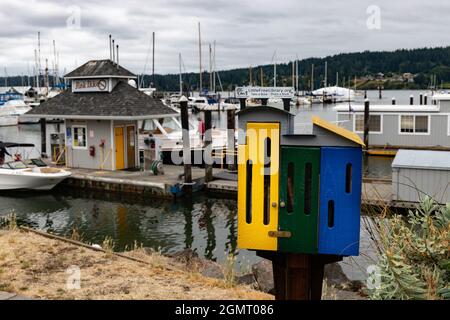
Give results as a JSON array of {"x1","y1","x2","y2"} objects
[
  {"x1": 420, "y1": 93, "x2": 423, "y2": 105},
  {"x1": 363, "y1": 99, "x2": 370, "y2": 150},
  {"x1": 424, "y1": 94, "x2": 428, "y2": 105},
  {"x1": 204, "y1": 110, "x2": 213, "y2": 182},
  {"x1": 180, "y1": 96, "x2": 192, "y2": 193},
  {"x1": 226, "y1": 109, "x2": 236, "y2": 171},
  {"x1": 392, "y1": 97, "x2": 396, "y2": 105},
  {"x1": 410, "y1": 95, "x2": 414, "y2": 105},
  {"x1": 282, "y1": 98, "x2": 290, "y2": 112},
  {"x1": 40, "y1": 118, "x2": 47, "y2": 158}
]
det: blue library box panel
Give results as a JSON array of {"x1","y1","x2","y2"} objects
[{"x1": 318, "y1": 147, "x2": 362, "y2": 256}]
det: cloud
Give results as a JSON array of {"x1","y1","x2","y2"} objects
[{"x1": 0, "y1": 0, "x2": 449, "y2": 76}]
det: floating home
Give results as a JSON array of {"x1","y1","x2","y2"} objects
[
  {"x1": 24, "y1": 59, "x2": 178, "y2": 170},
  {"x1": 335, "y1": 93, "x2": 450, "y2": 150}
]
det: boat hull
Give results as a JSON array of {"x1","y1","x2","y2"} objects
[
  {"x1": 0, "y1": 169, "x2": 72, "y2": 190},
  {"x1": 0, "y1": 116, "x2": 18, "y2": 127}
]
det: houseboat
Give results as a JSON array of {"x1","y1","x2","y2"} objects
[{"x1": 335, "y1": 94, "x2": 450, "y2": 151}]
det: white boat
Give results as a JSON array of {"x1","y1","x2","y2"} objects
[
  {"x1": 312, "y1": 86, "x2": 355, "y2": 103},
  {"x1": 0, "y1": 99, "x2": 39, "y2": 124},
  {"x1": 0, "y1": 115, "x2": 18, "y2": 126},
  {"x1": 0, "y1": 143, "x2": 71, "y2": 190}
]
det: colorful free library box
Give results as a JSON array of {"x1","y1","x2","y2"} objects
[{"x1": 237, "y1": 106, "x2": 364, "y2": 256}]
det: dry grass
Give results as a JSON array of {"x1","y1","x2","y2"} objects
[{"x1": 0, "y1": 229, "x2": 272, "y2": 300}]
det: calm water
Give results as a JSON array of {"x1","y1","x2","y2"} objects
[
  {"x1": 0, "y1": 189, "x2": 378, "y2": 281},
  {"x1": 0, "y1": 89, "x2": 417, "y2": 281}
]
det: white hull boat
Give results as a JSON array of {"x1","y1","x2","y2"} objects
[
  {"x1": 0, "y1": 166, "x2": 72, "y2": 190},
  {"x1": 0, "y1": 142, "x2": 72, "y2": 191},
  {"x1": 0, "y1": 116, "x2": 18, "y2": 126}
]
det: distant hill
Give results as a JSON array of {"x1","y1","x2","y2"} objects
[{"x1": 2, "y1": 46, "x2": 450, "y2": 92}]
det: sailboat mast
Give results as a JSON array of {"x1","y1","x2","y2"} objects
[
  {"x1": 324, "y1": 61, "x2": 328, "y2": 87},
  {"x1": 311, "y1": 64, "x2": 314, "y2": 91},
  {"x1": 260, "y1": 67, "x2": 264, "y2": 87},
  {"x1": 152, "y1": 32, "x2": 155, "y2": 87},
  {"x1": 179, "y1": 53, "x2": 182, "y2": 95},
  {"x1": 209, "y1": 43, "x2": 212, "y2": 91},
  {"x1": 292, "y1": 61, "x2": 295, "y2": 88},
  {"x1": 213, "y1": 40, "x2": 216, "y2": 92},
  {"x1": 198, "y1": 22, "x2": 202, "y2": 93},
  {"x1": 336, "y1": 72, "x2": 339, "y2": 86},
  {"x1": 295, "y1": 55, "x2": 299, "y2": 95}
]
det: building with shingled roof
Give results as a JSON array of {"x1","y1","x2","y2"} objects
[{"x1": 24, "y1": 59, "x2": 178, "y2": 171}]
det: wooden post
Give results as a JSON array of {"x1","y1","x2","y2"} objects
[
  {"x1": 40, "y1": 118, "x2": 47, "y2": 157},
  {"x1": 261, "y1": 98, "x2": 268, "y2": 106},
  {"x1": 204, "y1": 110, "x2": 213, "y2": 182},
  {"x1": 392, "y1": 97, "x2": 396, "y2": 105},
  {"x1": 378, "y1": 86, "x2": 382, "y2": 99},
  {"x1": 179, "y1": 96, "x2": 192, "y2": 193},
  {"x1": 257, "y1": 251, "x2": 342, "y2": 300},
  {"x1": 420, "y1": 93, "x2": 423, "y2": 105},
  {"x1": 226, "y1": 109, "x2": 236, "y2": 171},
  {"x1": 282, "y1": 98, "x2": 290, "y2": 112},
  {"x1": 424, "y1": 94, "x2": 428, "y2": 105},
  {"x1": 239, "y1": 98, "x2": 246, "y2": 110},
  {"x1": 363, "y1": 99, "x2": 369, "y2": 150},
  {"x1": 410, "y1": 95, "x2": 414, "y2": 105},
  {"x1": 364, "y1": 90, "x2": 367, "y2": 99}
]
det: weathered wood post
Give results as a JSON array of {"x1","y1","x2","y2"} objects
[
  {"x1": 239, "y1": 98, "x2": 246, "y2": 110},
  {"x1": 204, "y1": 110, "x2": 213, "y2": 182},
  {"x1": 363, "y1": 99, "x2": 370, "y2": 151},
  {"x1": 424, "y1": 94, "x2": 428, "y2": 105},
  {"x1": 179, "y1": 96, "x2": 192, "y2": 193},
  {"x1": 227, "y1": 109, "x2": 236, "y2": 171},
  {"x1": 410, "y1": 95, "x2": 414, "y2": 105},
  {"x1": 420, "y1": 93, "x2": 423, "y2": 105},
  {"x1": 392, "y1": 97, "x2": 396, "y2": 105},
  {"x1": 40, "y1": 118, "x2": 47, "y2": 157},
  {"x1": 282, "y1": 98, "x2": 290, "y2": 112},
  {"x1": 364, "y1": 90, "x2": 367, "y2": 99},
  {"x1": 378, "y1": 86, "x2": 382, "y2": 99}
]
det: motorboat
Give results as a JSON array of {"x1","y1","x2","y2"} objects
[
  {"x1": 0, "y1": 116, "x2": 18, "y2": 127},
  {"x1": 312, "y1": 86, "x2": 355, "y2": 103},
  {"x1": 0, "y1": 142, "x2": 71, "y2": 191},
  {"x1": 0, "y1": 99, "x2": 39, "y2": 124}
]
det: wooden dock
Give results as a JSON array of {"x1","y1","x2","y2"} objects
[{"x1": 58, "y1": 165, "x2": 213, "y2": 199}]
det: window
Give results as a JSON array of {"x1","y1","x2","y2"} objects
[
  {"x1": 355, "y1": 114, "x2": 381, "y2": 133},
  {"x1": 287, "y1": 162, "x2": 295, "y2": 213},
  {"x1": 73, "y1": 126, "x2": 87, "y2": 148},
  {"x1": 263, "y1": 138, "x2": 271, "y2": 225},
  {"x1": 304, "y1": 162, "x2": 312, "y2": 215},
  {"x1": 345, "y1": 163, "x2": 352, "y2": 194},
  {"x1": 400, "y1": 115, "x2": 429, "y2": 134}
]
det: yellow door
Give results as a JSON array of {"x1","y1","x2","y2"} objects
[
  {"x1": 115, "y1": 127, "x2": 125, "y2": 170},
  {"x1": 238, "y1": 122, "x2": 280, "y2": 251}
]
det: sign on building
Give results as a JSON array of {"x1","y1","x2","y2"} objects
[
  {"x1": 72, "y1": 79, "x2": 110, "y2": 93},
  {"x1": 235, "y1": 86, "x2": 295, "y2": 99}
]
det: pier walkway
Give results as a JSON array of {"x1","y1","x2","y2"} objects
[{"x1": 58, "y1": 165, "x2": 216, "y2": 199}]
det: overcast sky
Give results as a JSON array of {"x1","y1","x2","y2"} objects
[{"x1": 1, "y1": 0, "x2": 449, "y2": 76}]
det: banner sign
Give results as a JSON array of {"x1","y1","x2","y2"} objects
[
  {"x1": 72, "y1": 79, "x2": 109, "y2": 93},
  {"x1": 235, "y1": 86, "x2": 295, "y2": 99}
]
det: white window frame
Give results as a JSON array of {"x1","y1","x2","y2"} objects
[
  {"x1": 398, "y1": 114, "x2": 431, "y2": 136},
  {"x1": 353, "y1": 113, "x2": 383, "y2": 134},
  {"x1": 72, "y1": 125, "x2": 88, "y2": 150},
  {"x1": 448, "y1": 115, "x2": 450, "y2": 136}
]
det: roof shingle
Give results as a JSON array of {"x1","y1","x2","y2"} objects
[
  {"x1": 26, "y1": 81, "x2": 176, "y2": 119},
  {"x1": 64, "y1": 60, "x2": 136, "y2": 78}
]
